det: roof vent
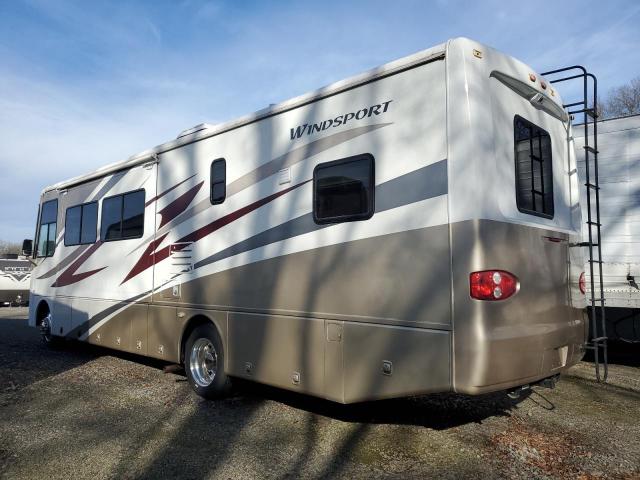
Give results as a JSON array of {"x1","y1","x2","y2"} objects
[{"x1": 176, "y1": 123, "x2": 215, "y2": 139}]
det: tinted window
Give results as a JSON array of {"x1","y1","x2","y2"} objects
[
  {"x1": 41, "y1": 200, "x2": 58, "y2": 224},
  {"x1": 313, "y1": 154, "x2": 374, "y2": 224},
  {"x1": 64, "y1": 205, "x2": 82, "y2": 246},
  {"x1": 514, "y1": 116, "x2": 554, "y2": 218},
  {"x1": 81, "y1": 202, "x2": 98, "y2": 244},
  {"x1": 210, "y1": 158, "x2": 226, "y2": 204},
  {"x1": 101, "y1": 196, "x2": 122, "y2": 241},
  {"x1": 65, "y1": 202, "x2": 98, "y2": 246},
  {"x1": 101, "y1": 190, "x2": 145, "y2": 241},
  {"x1": 122, "y1": 190, "x2": 145, "y2": 239},
  {"x1": 36, "y1": 199, "x2": 58, "y2": 257}
]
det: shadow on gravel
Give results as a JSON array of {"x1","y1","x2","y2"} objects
[
  {"x1": 0, "y1": 316, "x2": 173, "y2": 393},
  {"x1": 582, "y1": 340, "x2": 640, "y2": 368},
  {"x1": 232, "y1": 379, "x2": 522, "y2": 430}
]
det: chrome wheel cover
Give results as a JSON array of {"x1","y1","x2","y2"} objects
[
  {"x1": 41, "y1": 313, "x2": 53, "y2": 343},
  {"x1": 189, "y1": 338, "x2": 218, "y2": 387}
]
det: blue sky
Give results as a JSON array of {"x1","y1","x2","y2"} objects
[{"x1": 1, "y1": 0, "x2": 639, "y2": 242}]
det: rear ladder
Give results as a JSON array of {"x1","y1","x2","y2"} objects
[{"x1": 541, "y1": 66, "x2": 608, "y2": 382}]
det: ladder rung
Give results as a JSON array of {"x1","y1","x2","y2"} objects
[
  {"x1": 586, "y1": 108, "x2": 598, "y2": 119},
  {"x1": 591, "y1": 336, "x2": 608, "y2": 342},
  {"x1": 568, "y1": 108, "x2": 599, "y2": 119},
  {"x1": 576, "y1": 242, "x2": 599, "y2": 247},
  {"x1": 583, "y1": 145, "x2": 598, "y2": 154},
  {"x1": 584, "y1": 183, "x2": 600, "y2": 190},
  {"x1": 587, "y1": 259, "x2": 603, "y2": 263},
  {"x1": 563, "y1": 101, "x2": 584, "y2": 108},
  {"x1": 586, "y1": 221, "x2": 601, "y2": 226}
]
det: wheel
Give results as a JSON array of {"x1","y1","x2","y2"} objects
[
  {"x1": 184, "y1": 323, "x2": 231, "y2": 399},
  {"x1": 39, "y1": 311, "x2": 65, "y2": 348}
]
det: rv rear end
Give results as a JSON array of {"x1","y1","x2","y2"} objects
[{"x1": 445, "y1": 38, "x2": 586, "y2": 394}]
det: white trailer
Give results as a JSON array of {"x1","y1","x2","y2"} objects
[
  {"x1": 0, "y1": 255, "x2": 31, "y2": 306},
  {"x1": 575, "y1": 114, "x2": 640, "y2": 341},
  {"x1": 26, "y1": 38, "x2": 586, "y2": 402}
]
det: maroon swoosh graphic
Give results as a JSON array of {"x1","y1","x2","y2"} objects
[
  {"x1": 146, "y1": 174, "x2": 197, "y2": 206},
  {"x1": 51, "y1": 241, "x2": 106, "y2": 287},
  {"x1": 42, "y1": 175, "x2": 197, "y2": 280},
  {"x1": 122, "y1": 180, "x2": 310, "y2": 285},
  {"x1": 158, "y1": 181, "x2": 204, "y2": 228}
]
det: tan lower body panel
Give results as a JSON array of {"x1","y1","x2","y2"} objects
[
  {"x1": 227, "y1": 312, "x2": 451, "y2": 403},
  {"x1": 450, "y1": 219, "x2": 587, "y2": 394}
]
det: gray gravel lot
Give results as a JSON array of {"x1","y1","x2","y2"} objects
[{"x1": 1, "y1": 307, "x2": 639, "y2": 479}]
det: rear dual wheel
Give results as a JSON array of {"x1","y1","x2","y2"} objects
[{"x1": 184, "y1": 323, "x2": 231, "y2": 399}]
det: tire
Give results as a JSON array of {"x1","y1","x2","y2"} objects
[
  {"x1": 184, "y1": 323, "x2": 231, "y2": 399},
  {"x1": 40, "y1": 311, "x2": 65, "y2": 349}
]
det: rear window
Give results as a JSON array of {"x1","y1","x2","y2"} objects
[{"x1": 514, "y1": 116, "x2": 554, "y2": 218}]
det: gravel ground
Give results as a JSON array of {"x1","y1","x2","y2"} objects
[{"x1": 0, "y1": 307, "x2": 639, "y2": 479}]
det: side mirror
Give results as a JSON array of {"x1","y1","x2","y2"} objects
[{"x1": 22, "y1": 239, "x2": 33, "y2": 257}]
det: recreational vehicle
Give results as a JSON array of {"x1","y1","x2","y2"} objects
[
  {"x1": 26, "y1": 38, "x2": 587, "y2": 403},
  {"x1": 0, "y1": 254, "x2": 31, "y2": 306},
  {"x1": 575, "y1": 114, "x2": 640, "y2": 342}
]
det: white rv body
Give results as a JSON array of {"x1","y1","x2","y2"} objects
[{"x1": 27, "y1": 38, "x2": 586, "y2": 403}]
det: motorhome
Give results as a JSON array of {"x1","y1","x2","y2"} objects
[
  {"x1": 575, "y1": 114, "x2": 640, "y2": 342},
  {"x1": 26, "y1": 38, "x2": 587, "y2": 403},
  {"x1": 0, "y1": 254, "x2": 31, "y2": 306}
]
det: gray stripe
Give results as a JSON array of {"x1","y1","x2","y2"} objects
[
  {"x1": 37, "y1": 245, "x2": 90, "y2": 280},
  {"x1": 228, "y1": 123, "x2": 391, "y2": 196},
  {"x1": 375, "y1": 158, "x2": 447, "y2": 212},
  {"x1": 66, "y1": 290, "x2": 152, "y2": 339},
  {"x1": 128, "y1": 123, "x2": 391, "y2": 256},
  {"x1": 194, "y1": 159, "x2": 447, "y2": 270}
]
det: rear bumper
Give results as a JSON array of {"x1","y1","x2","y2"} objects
[{"x1": 454, "y1": 339, "x2": 585, "y2": 395}]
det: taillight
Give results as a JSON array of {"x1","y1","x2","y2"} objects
[
  {"x1": 470, "y1": 270, "x2": 518, "y2": 301},
  {"x1": 579, "y1": 272, "x2": 586, "y2": 295}
]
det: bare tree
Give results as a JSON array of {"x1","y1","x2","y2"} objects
[
  {"x1": 0, "y1": 240, "x2": 22, "y2": 256},
  {"x1": 602, "y1": 76, "x2": 640, "y2": 118}
]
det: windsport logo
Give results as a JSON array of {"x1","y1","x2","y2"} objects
[{"x1": 290, "y1": 100, "x2": 392, "y2": 140}]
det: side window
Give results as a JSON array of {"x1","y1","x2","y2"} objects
[
  {"x1": 100, "y1": 190, "x2": 145, "y2": 241},
  {"x1": 64, "y1": 202, "x2": 98, "y2": 246},
  {"x1": 514, "y1": 116, "x2": 554, "y2": 218},
  {"x1": 313, "y1": 153, "x2": 375, "y2": 224},
  {"x1": 36, "y1": 199, "x2": 58, "y2": 257},
  {"x1": 210, "y1": 158, "x2": 226, "y2": 204}
]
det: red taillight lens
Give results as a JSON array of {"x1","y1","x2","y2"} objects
[
  {"x1": 579, "y1": 272, "x2": 586, "y2": 295},
  {"x1": 470, "y1": 270, "x2": 518, "y2": 301}
]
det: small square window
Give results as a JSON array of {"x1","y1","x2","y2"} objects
[{"x1": 313, "y1": 154, "x2": 375, "y2": 224}]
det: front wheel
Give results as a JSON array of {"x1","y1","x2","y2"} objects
[
  {"x1": 184, "y1": 323, "x2": 232, "y2": 399},
  {"x1": 40, "y1": 312, "x2": 65, "y2": 349}
]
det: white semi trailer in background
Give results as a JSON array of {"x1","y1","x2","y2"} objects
[{"x1": 575, "y1": 113, "x2": 640, "y2": 342}]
